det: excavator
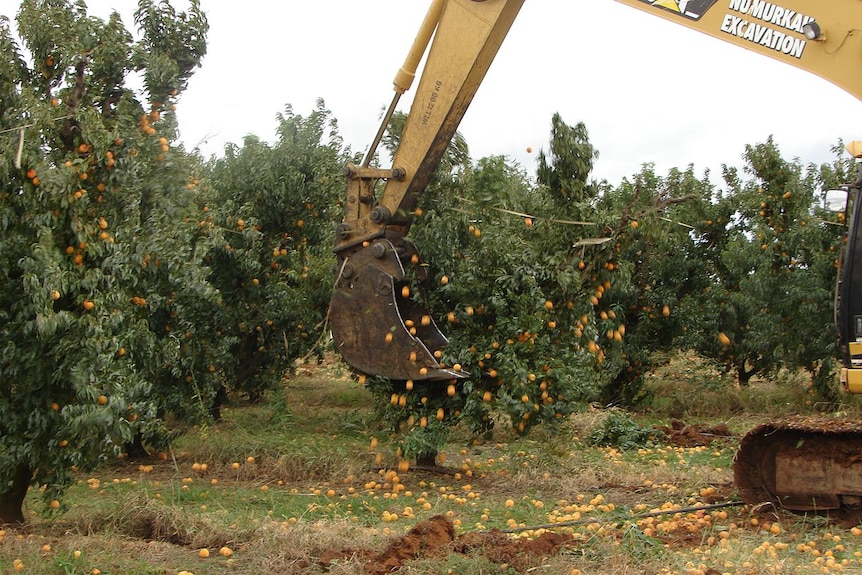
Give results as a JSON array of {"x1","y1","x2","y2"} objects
[{"x1": 329, "y1": 0, "x2": 862, "y2": 514}]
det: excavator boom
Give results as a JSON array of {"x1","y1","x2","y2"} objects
[{"x1": 615, "y1": 0, "x2": 862, "y2": 102}]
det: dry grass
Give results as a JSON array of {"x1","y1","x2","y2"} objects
[{"x1": 239, "y1": 519, "x2": 380, "y2": 574}]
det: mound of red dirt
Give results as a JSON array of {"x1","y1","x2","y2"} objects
[
  {"x1": 319, "y1": 515, "x2": 575, "y2": 573},
  {"x1": 660, "y1": 420, "x2": 734, "y2": 447}
]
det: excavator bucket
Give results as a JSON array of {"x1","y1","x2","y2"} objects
[{"x1": 330, "y1": 236, "x2": 463, "y2": 382}]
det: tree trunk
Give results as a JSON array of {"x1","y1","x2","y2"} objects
[
  {"x1": 209, "y1": 385, "x2": 228, "y2": 421},
  {"x1": 416, "y1": 452, "x2": 438, "y2": 468},
  {"x1": 810, "y1": 358, "x2": 838, "y2": 405},
  {"x1": 124, "y1": 433, "x2": 150, "y2": 459},
  {"x1": 0, "y1": 463, "x2": 32, "y2": 525},
  {"x1": 737, "y1": 364, "x2": 758, "y2": 386}
]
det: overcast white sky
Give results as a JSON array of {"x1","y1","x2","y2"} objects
[{"x1": 6, "y1": 1, "x2": 862, "y2": 186}]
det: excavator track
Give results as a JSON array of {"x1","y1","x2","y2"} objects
[{"x1": 733, "y1": 417, "x2": 862, "y2": 517}]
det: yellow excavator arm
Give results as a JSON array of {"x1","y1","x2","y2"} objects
[
  {"x1": 615, "y1": 0, "x2": 862, "y2": 101},
  {"x1": 331, "y1": 0, "x2": 524, "y2": 381}
]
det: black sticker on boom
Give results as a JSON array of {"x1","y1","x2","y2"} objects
[{"x1": 640, "y1": 0, "x2": 719, "y2": 21}]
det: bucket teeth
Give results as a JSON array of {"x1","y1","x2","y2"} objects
[{"x1": 331, "y1": 238, "x2": 464, "y2": 381}]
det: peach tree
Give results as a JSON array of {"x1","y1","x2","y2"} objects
[
  {"x1": 0, "y1": 0, "x2": 210, "y2": 523},
  {"x1": 200, "y1": 101, "x2": 348, "y2": 405},
  {"x1": 367, "y1": 114, "x2": 640, "y2": 465},
  {"x1": 591, "y1": 163, "x2": 715, "y2": 406},
  {"x1": 679, "y1": 139, "x2": 846, "y2": 390}
]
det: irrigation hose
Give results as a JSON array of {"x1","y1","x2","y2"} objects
[{"x1": 491, "y1": 500, "x2": 746, "y2": 535}]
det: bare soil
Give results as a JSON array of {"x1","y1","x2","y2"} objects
[
  {"x1": 659, "y1": 420, "x2": 735, "y2": 447},
  {"x1": 319, "y1": 515, "x2": 575, "y2": 574}
]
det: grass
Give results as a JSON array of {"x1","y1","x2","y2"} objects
[{"x1": 3, "y1": 354, "x2": 862, "y2": 574}]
